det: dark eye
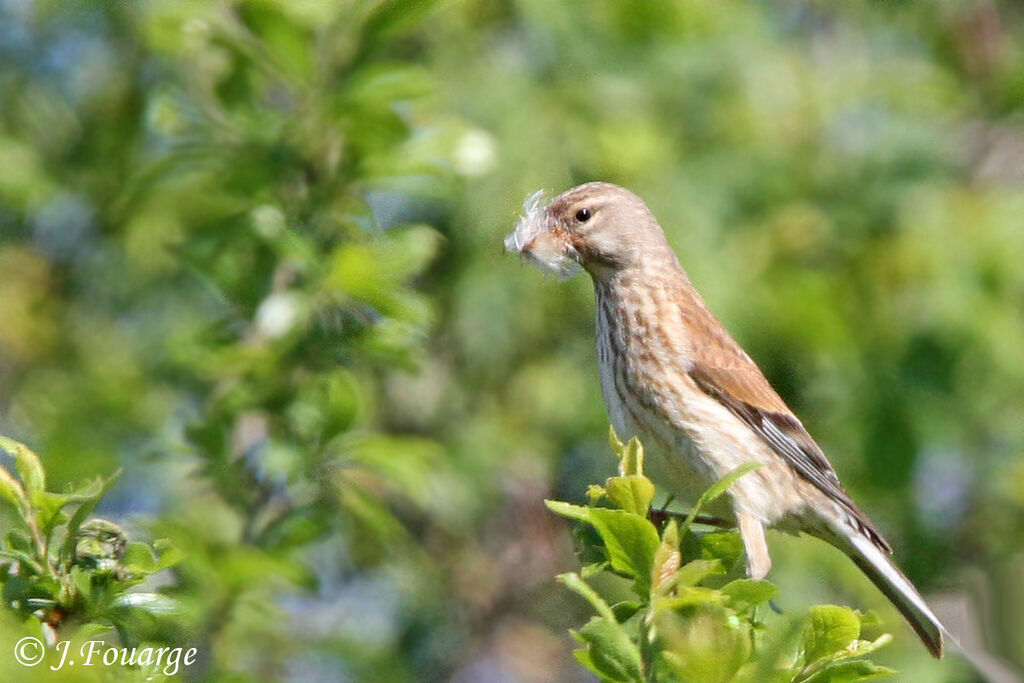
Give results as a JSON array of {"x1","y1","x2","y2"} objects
[{"x1": 575, "y1": 208, "x2": 591, "y2": 222}]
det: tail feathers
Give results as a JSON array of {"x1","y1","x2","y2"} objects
[{"x1": 845, "y1": 531, "x2": 945, "y2": 658}]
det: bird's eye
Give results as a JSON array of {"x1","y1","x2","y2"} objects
[{"x1": 575, "y1": 208, "x2": 591, "y2": 222}]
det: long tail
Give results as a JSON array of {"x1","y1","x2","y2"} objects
[{"x1": 843, "y1": 529, "x2": 944, "y2": 658}]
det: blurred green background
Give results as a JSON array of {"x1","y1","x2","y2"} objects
[{"x1": 1, "y1": 0, "x2": 1023, "y2": 680}]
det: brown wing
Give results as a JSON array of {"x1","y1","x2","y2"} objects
[{"x1": 684, "y1": 304, "x2": 891, "y2": 553}]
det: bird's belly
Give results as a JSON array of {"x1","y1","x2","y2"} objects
[
  {"x1": 598, "y1": 359, "x2": 727, "y2": 516},
  {"x1": 598, "y1": 356, "x2": 804, "y2": 527},
  {"x1": 645, "y1": 431, "x2": 734, "y2": 520}
]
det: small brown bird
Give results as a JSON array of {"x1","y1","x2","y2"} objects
[{"x1": 505, "y1": 181, "x2": 945, "y2": 657}]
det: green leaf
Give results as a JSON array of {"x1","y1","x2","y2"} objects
[
  {"x1": 287, "y1": 371, "x2": 361, "y2": 443},
  {"x1": 62, "y1": 477, "x2": 107, "y2": 502},
  {"x1": 69, "y1": 566, "x2": 92, "y2": 601},
  {"x1": 342, "y1": 64, "x2": 434, "y2": 106},
  {"x1": 0, "y1": 549, "x2": 46, "y2": 576},
  {"x1": 0, "y1": 465, "x2": 25, "y2": 509},
  {"x1": 111, "y1": 592, "x2": 182, "y2": 615},
  {"x1": 611, "y1": 601, "x2": 642, "y2": 623},
  {"x1": 342, "y1": 435, "x2": 444, "y2": 508},
  {"x1": 121, "y1": 542, "x2": 158, "y2": 574},
  {"x1": 544, "y1": 500, "x2": 591, "y2": 523},
  {"x1": 609, "y1": 427, "x2": 646, "y2": 477},
  {"x1": 736, "y1": 618, "x2": 808, "y2": 683},
  {"x1": 673, "y1": 559, "x2": 725, "y2": 588},
  {"x1": 0, "y1": 435, "x2": 45, "y2": 504},
  {"x1": 150, "y1": 539, "x2": 184, "y2": 571},
  {"x1": 119, "y1": 539, "x2": 182, "y2": 575},
  {"x1": 682, "y1": 462, "x2": 762, "y2": 533},
  {"x1": 361, "y1": 0, "x2": 444, "y2": 47},
  {"x1": 799, "y1": 634, "x2": 894, "y2": 682},
  {"x1": 587, "y1": 508, "x2": 660, "y2": 594},
  {"x1": 694, "y1": 530, "x2": 745, "y2": 568},
  {"x1": 327, "y1": 226, "x2": 441, "y2": 315},
  {"x1": 855, "y1": 610, "x2": 886, "y2": 642},
  {"x1": 557, "y1": 572, "x2": 617, "y2": 622},
  {"x1": 328, "y1": 247, "x2": 432, "y2": 325},
  {"x1": 36, "y1": 492, "x2": 78, "y2": 540},
  {"x1": 609, "y1": 425, "x2": 626, "y2": 455},
  {"x1": 657, "y1": 604, "x2": 753, "y2": 683},
  {"x1": 569, "y1": 651, "x2": 614, "y2": 679},
  {"x1": 722, "y1": 579, "x2": 779, "y2": 608},
  {"x1": 338, "y1": 482, "x2": 409, "y2": 546},
  {"x1": 605, "y1": 475, "x2": 655, "y2": 516},
  {"x1": 573, "y1": 523, "x2": 610, "y2": 567},
  {"x1": 1, "y1": 575, "x2": 38, "y2": 610},
  {"x1": 586, "y1": 484, "x2": 607, "y2": 505},
  {"x1": 258, "y1": 505, "x2": 329, "y2": 552},
  {"x1": 578, "y1": 616, "x2": 645, "y2": 683},
  {"x1": 800, "y1": 658, "x2": 897, "y2": 683},
  {"x1": 5, "y1": 529, "x2": 32, "y2": 553},
  {"x1": 846, "y1": 634, "x2": 892, "y2": 660},
  {"x1": 621, "y1": 438, "x2": 645, "y2": 477},
  {"x1": 803, "y1": 605, "x2": 861, "y2": 664},
  {"x1": 572, "y1": 648, "x2": 613, "y2": 681},
  {"x1": 656, "y1": 586, "x2": 725, "y2": 611}
]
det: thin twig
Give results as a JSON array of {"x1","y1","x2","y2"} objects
[{"x1": 648, "y1": 508, "x2": 734, "y2": 530}]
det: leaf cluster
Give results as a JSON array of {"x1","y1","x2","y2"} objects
[
  {"x1": 0, "y1": 435, "x2": 181, "y2": 645},
  {"x1": 547, "y1": 429, "x2": 895, "y2": 683}
]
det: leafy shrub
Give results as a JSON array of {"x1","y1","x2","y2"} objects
[
  {"x1": 548, "y1": 430, "x2": 895, "y2": 683},
  {"x1": 0, "y1": 435, "x2": 180, "y2": 646}
]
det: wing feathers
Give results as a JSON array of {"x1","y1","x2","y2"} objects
[{"x1": 683, "y1": 311, "x2": 892, "y2": 554}]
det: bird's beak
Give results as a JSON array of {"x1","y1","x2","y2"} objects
[{"x1": 504, "y1": 190, "x2": 582, "y2": 279}]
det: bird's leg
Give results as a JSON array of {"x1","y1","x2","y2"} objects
[
  {"x1": 737, "y1": 512, "x2": 771, "y2": 580},
  {"x1": 647, "y1": 506, "x2": 734, "y2": 530},
  {"x1": 647, "y1": 495, "x2": 675, "y2": 530}
]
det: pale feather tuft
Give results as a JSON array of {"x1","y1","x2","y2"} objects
[
  {"x1": 504, "y1": 190, "x2": 581, "y2": 279},
  {"x1": 503, "y1": 190, "x2": 546, "y2": 254}
]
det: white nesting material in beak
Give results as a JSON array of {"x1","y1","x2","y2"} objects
[{"x1": 504, "y1": 190, "x2": 581, "y2": 279}]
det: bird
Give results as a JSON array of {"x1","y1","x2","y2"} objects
[{"x1": 504, "y1": 181, "x2": 945, "y2": 658}]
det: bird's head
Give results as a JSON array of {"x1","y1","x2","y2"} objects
[{"x1": 504, "y1": 182, "x2": 675, "y2": 282}]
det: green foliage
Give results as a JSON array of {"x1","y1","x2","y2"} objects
[
  {"x1": 548, "y1": 431, "x2": 896, "y2": 683},
  {"x1": 0, "y1": 2, "x2": 461, "y2": 676},
  {"x1": 0, "y1": 435, "x2": 180, "y2": 642}
]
